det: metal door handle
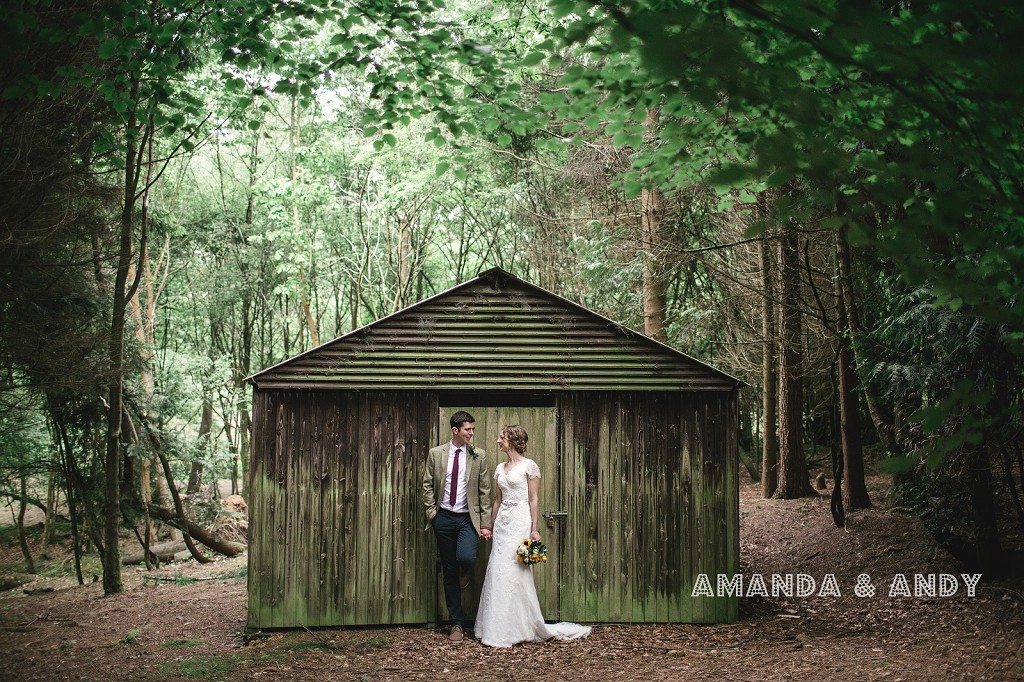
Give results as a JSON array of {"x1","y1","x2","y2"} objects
[{"x1": 543, "y1": 511, "x2": 568, "y2": 521}]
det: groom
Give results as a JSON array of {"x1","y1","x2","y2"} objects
[{"x1": 422, "y1": 410, "x2": 493, "y2": 642}]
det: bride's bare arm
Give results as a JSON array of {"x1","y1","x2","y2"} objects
[
  {"x1": 527, "y1": 475, "x2": 541, "y2": 542},
  {"x1": 490, "y1": 479, "x2": 503, "y2": 531}
]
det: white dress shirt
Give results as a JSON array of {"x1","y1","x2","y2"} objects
[{"x1": 440, "y1": 440, "x2": 469, "y2": 513}]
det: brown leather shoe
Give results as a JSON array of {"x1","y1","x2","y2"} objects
[{"x1": 448, "y1": 625, "x2": 464, "y2": 642}]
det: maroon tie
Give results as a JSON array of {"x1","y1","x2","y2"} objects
[{"x1": 449, "y1": 448, "x2": 461, "y2": 507}]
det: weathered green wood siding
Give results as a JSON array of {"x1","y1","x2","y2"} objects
[
  {"x1": 558, "y1": 391, "x2": 739, "y2": 623},
  {"x1": 248, "y1": 388, "x2": 739, "y2": 627},
  {"x1": 247, "y1": 388, "x2": 439, "y2": 628},
  {"x1": 250, "y1": 273, "x2": 740, "y2": 392}
]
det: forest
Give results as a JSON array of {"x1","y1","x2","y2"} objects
[{"x1": 1, "y1": 0, "x2": 1023, "y2": 678}]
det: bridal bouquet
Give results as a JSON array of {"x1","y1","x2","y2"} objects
[{"x1": 517, "y1": 539, "x2": 547, "y2": 565}]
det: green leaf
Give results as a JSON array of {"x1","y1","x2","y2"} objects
[
  {"x1": 98, "y1": 40, "x2": 117, "y2": 60},
  {"x1": 519, "y1": 51, "x2": 546, "y2": 67},
  {"x1": 878, "y1": 456, "x2": 917, "y2": 474},
  {"x1": 435, "y1": 161, "x2": 450, "y2": 177}
]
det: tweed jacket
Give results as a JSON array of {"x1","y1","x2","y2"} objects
[{"x1": 422, "y1": 443, "x2": 493, "y2": 533}]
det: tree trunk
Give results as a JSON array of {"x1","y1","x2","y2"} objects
[
  {"x1": 155, "y1": 448, "x2": 212, "y2": 564},
  {"x1": 41, "y1": 455, "x2": 57, "y2": 554},
  {"x1": 17, "y1": 476, "x2": 35, "y2": 573},
  {"x1": 835, "y1": 229, "x2": 871, "y2": 508},
  {"x1": 776, "y1": 222, "x2": 813, "y2": 498},
  {"x1": 140, "y1": 456, "x2": 154, "y2": 569},
  {"x1": 187, "y1": 400, "x2": 213, "y2": 494},
  {"x1": 760, "y1": 227, "x2": 779, "y2": 498},
  {"x1": 123, "y1": 540, "x2": 185, "y2": 565},
  {"x1": 148, "y1": 506, "x2": 246, "y2": 557},
  {"x1": 130, "y1": 230, "x2": 168, "y2": 546},
  {"x1": 52, "y1": 411, "x2": 84, "y2": 585},
  {"x1": 394, "y1": 212, "x2": 413, "y2": 312},
  {"x1": 239, "y1": 408, "x2": 251, "y2": 495},
  {"x1": 289, "y1": 92, "x2": 318, "y2": 348},
  {"x1": 128, "y1": 403, "x2": 212, "y2": 565},
  {"x1": 103, "y1": 179, "x2": 134, "y2": 596},
  {"x1": 641, "y1": 107, "x2": 667, "y2": 342},
  {"x1": 835, "y1": 226, "x2": 902, "y2": 455}
]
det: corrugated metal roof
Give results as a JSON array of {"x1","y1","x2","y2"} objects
[{"x1": 247, "y1": 268, "x2": 743, "y2": 391}]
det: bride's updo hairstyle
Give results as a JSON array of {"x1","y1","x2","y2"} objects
[{"x1": 502, "y1": 425, "x2": 529, "y2": 454}]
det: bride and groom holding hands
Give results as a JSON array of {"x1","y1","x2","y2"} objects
[{"x1": 422, "y1": 411, "x2": 592, "y2": 647}]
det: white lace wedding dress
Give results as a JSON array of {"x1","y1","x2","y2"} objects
[{"x1": 475, "y1": 458, "x2": 592, "y2": 648}]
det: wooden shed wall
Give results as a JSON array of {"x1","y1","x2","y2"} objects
[
  {"x1": 248, "y1": 387, "x2": 739, "y2": 627},
  {"x1": 558, "y1": 391, "x2": 739, "y2": 623},
  {"x1": 247, "y1": 388, "x2": 439, "y2": 628}
]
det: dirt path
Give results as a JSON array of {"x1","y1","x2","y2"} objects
[{"x1": 2, "y1": 478, "x2": 1022, "y2": 681}]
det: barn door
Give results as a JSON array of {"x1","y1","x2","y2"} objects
[{"x1": 437, "y1": 405, "x2": 560, "y2": 622}]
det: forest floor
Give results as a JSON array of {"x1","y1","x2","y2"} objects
[{"x1": 1, "y1": 473, "x2": 1023, "y2": 681}]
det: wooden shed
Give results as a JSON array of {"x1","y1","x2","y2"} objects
[{"x1": 245, "y1": 267, "x2": 742, "y2": 629}]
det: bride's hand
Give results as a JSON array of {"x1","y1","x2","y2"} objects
[{"x1": 530, "y1": 530, "x2": 541, "y2": 542}]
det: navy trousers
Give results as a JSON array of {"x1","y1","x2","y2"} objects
[{"x1": 432, "y1": 509, "x2": 478, "y2": 627}]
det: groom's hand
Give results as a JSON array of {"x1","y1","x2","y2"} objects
[{"x1": 480, "y1": 528, "x2": 493, "y2": 540}]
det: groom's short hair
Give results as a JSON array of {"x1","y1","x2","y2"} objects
[{"x1": 450, "y1": 411, "x2": 475, "y2": 430}]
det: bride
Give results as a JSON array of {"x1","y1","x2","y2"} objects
[{"x1": 474, "y1": 425, "x2": 591, "y2": 647}]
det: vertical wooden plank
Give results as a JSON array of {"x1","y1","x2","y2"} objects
[
  {"x1": 370, "y1": 391, "x2": 383, "y2": 624},
  {"x1": 265, "y1": 390, "x2": 283, "y2": 628},
  {"x1": 585, "y1": 393, "x2": 599, "y2": 622},
  {"x1": 594, "y1": 398, "x2": 610, "y2": 622},
  {"x1": 704, "y1": 397, "x2": 718, "y2": 623},
  {"x1": 307, "y1": 392, "x2": 324, "y2": 626},
  {"x1": 271, "y1": 392, "x2": 288, "y2": 626},
  {"x1": 540, "y1": 403, "x2": 559, "y2": 619},
  {"x1": 402, "y1": 392, "x2": 417, "y2": 624},
  {"x1": 360, "y1": 391, "x2": 376, "y2": 624},
  {"x1": 323, "y1": 392, "x2": 340, "y2": 625},
  {"x1": 727, "y1": 392, "x2": 741, "y2": 622},
  {"x1": 558, "y1": 393, "x2": 581, "y2": 622},
  {"x1": 707, "y1": 396, "x2": 722, "y2": 624},
  {"x1": 648, "y1": 393, "x2": 661, "y2": 623},
  {"x1": 260, "y1": 392, "x2": 276, "y2": 627},
  {"x1": 424, "y1": 396, "x2": 441, "y2": 623},
  {"x1": 640, "y1": 393, "x2": 655, "y2": 623},
  {"x1": 246, "y1": 388, "x2": 263, "y2": 628},
  {"x1": 271, "y1": 393, "x2": 289, "y2": 627},
  {"x1": 407, "y1": 390, "x2": 435, "y2": 623},
  {"x1": 678, "y1": 394, "x2": 693, "y2": 624},
  {"x1": 391, "y1": 392, "x2": 407, "y2": 623},
  {"x1": 668, "y1": 392, "x2": 686, "y2": 622},
  {"x1": 325, "y1": 392, "x2": 339, "y2": 625},
  {"x1": 283, "y1": 392, "x2": 301, "y2": 626},
  {"x1": 288, "y1": 392, "x2": 302, "y2": 628},
  {"x1": 298, "y1": 391, "x2": 314, "y2": 626},
  {"x1": 634, "y1": 393, "x2": 646, "y2": 621},
  {"x1": 688, "y1": 393, "x2": 704, "y2": 622},
  {"x1": 607, "y1": 393, "x2": 624, "y2": 622},
  {"x1": 343, "y1": 391, "x2": 359, "y2": 625},
  {"x1": 382, "y1": 393, "x2": 397, "y2": 623},
  {"x1": 379, "y1": 393, "x2": 389, "y2": 624},
  {"x1": 712, "y1": 395, "x2": 726, "y2": 624},
  {"x1": 299, "y1": 391, "x2": 313, "y2": 626}
]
